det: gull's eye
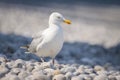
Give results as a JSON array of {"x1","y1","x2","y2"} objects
[{"x1": 57, "y1": 16, "x2": 61, "y2": 19}]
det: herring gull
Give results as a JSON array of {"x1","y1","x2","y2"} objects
[{"x1": 21, "y1": 12, "x2": 71, "y2": 65}]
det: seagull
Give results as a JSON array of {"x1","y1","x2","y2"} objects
[{"x1": 21, "y1": 12, "x2": 71, "y2": 65}]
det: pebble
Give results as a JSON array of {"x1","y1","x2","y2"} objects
[
  {"x1": 65, "y1": 72, "x2": 73, "y2": 80},
  {"x1": 26, "y1": 63, "x2": 34, "y2": 72},
  {"x1": 78, "y1": 65, "x2": 86, "y2": 74},
  {"x1": 94, "y1": 65, "x2": 105, "y2": 71},
  {"x1": 89, "y1": 73, "x2": 97, "y2": 78},
  {"x1": 53, "y1": 74, "x2": 66, "y2": 80},
  {"x1": 94, "y1": 74, "x2": 108, "y2": 80},
  {"x1": 7, "y1": 74, "x2": 20, "y2": 80},
  {"x1": 96, "y1": 70, "x2": 108, "y2": 75},
  {"x1": 61, "y1": 67, "x2": 76, "y2": 74},
  {"x1": 71, "y1": 76, "x2": 84, "y2": 80},
  {"x1": 85, "y1": 68, "x2": 94, "y2": 74},
  {"x1": 73, "y1": 71, "x2": 80, "y2": 76},
  {"x1": 108, "y1": 75, "x2": 117, "y2": 80},
  {"x1": 18, "y1": 71, "x2": 30, "y2": 79},
  {"x1": 13, "y1": 59, "x2": 26, "y2": 68},
  {"x1": 0, "y1": 56, "x2": 7, "y2": 63},
  {"x1": 116, "y1": 75, "x2": 120, "y2": 80},
  {"x1": 32, "y1": 74, "x2": 49, "y2": 80},
  {"x1": 11, "y1": 68, "x2": 21, "y2": 75},
  {"x1": 44, "y1": 68, "x2": 54, "y2": 75},
  {"x1": 0, "y1": 65, "x2": 9, "y2": 78}
]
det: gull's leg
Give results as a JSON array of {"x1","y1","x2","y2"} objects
[
  {"x1": 52, "y1": 58, "x2": 55, "y2": 65},
  {"x1": 40, "y1": 57, "x2": 45, "y2": 63}
]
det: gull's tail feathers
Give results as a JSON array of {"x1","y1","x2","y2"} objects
[
  {"x1": 20, "y1": 45, "x2": 30, "y2": 53},
  {"x1": 20, "y1": 45, "x2": 29, "y2": 49},
  {"x1": 20, "y1": 45, "x2": 31, "y2": 53}
]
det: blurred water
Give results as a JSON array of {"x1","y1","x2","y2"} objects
[{"x1": 0, "y1": 1, "x2": 120, "y2": 47}]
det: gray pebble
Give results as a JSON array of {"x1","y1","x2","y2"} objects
[
  {"x1": 32, "y1": 74, "x2": 49, "y2": 80},
  {"x1": 94, "y1": 74, "x2": 108, "y2": 80},
  {"x1": 0, "y1": 65, "x2": 9, "y2": 78},
  {"x1": 18, "y1": 71, "x2": 30, "y2": 79},
  {"x1": 13, "y1": 59, "x2": 25, "y2": 68},
  {"x1": 85, "y1": 68, "x2": 94, "y2": 74},
  {"x1": 44, "y1": 68, "x2": 54, "y2": 75},
  {"x1": 11, "y1": 68, "x2": 22, "y2": 75},
  {"x1": 26, "y1": 63, "x2": 34, "y2": 72},
  {"x1": 53, "y1": 74, "x2": 66, "y2": 80},
  {"x1": 73, "y1": 71, "x2": 80, "y2": 76},
  {"x1": 0, "y1": 56, "x2": 7, "y2": 63},
  {"x1": 65, "y1": 72, "x2": 73, "y2": 80},
  {"x1": 79, "y1": 74, "x2": 91, "y2": 80},
  {"x1": 116, "y1": 75, "x2": 120, "y2": 80},
  {"x1": 61, "y1": 67, "x2": 76, "y2": 74},
  {"x1": 108, "y1": 75, "x2": 117, "y2": 80},
  {"x1": 71, "y1": 76, "x2": 84, "y2": 80},
  {"x1": 96, "y1": 70, "x2": 108, "y2": 75},
  {"x1": 94, "y1": 65, "x2": 105, "y2": 72},
  {"x1": 6, "y1": 61, "x2": 15, "y2": 68},
  {"x1": 78, "y1": 66, "x2": 85, "y2": 74},
  {"x1": 8, "y1": 74, "x2": 20, "y2": 80},
  {"x1": 89, "y1": 73, "x2": 97, "y2": 79}
]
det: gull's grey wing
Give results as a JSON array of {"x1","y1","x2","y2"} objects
[
  {"x1": 32, "y1": 31, "x2": 43, "y2": 38},
  {"x1": 28, "y1": 32, "x2": 43, "y2": 53}
]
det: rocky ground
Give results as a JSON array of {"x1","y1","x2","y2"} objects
[
  {"x1": 0, "y1": 33, "x2": 120, "y2": 80},
  {"x1": 0, "y1": 1, "x2": 120, "y2": 80}
]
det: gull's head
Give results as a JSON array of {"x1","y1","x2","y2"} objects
[{"x1": 49, "y1": 12, "x2": 71, "y2": 25}]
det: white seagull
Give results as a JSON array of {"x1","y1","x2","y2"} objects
[{"x1": 22, "y1": 12, "x2": 71, "y2": 65}]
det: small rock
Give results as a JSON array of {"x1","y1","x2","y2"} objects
[
  {"x1": 78, "y1": 66, "x2": 85, "y2": 74},
  {"x1": 79, "y1": 74, "x2": 91, "y2": 80},
  {"x1": 6, "y1": 61, "x2": 15, "y2": 68},
  {"x1": 94, "y1": 74, "x2": 108, "y2": 80},
  {"x1": 18, "y1": 71, "x2": 30, "y2": 79},
  {"x1": 0, "y1": 65, "x2": 9, "y2": 78},
  {"x1": 84, "y1": 76, "x2": 92, "y2": 80},
  {"x1": 0, "y1": 56, "x2": 7, "y2": 63},
  {"x1": 89, "y1": 73, "x2": 97, "y2": 79},
  {"x1": 53, "y1": 74, "x2": 66, "y2": 80},
  {"x1": 94, "y1": 65, "x2": 105, "y2": 72},
  {"x1": 8, "y1": 74, "x2": 20, "y2": 80},
  {"x1": 26, "y1": 62, "x2": 34, "y2": 72},
  {"x1": 85, "y1": 68, "x2": 94, "y2": 74},
  {"x1": 65, "y1": 72, "x2": 73, "y2": 80},
  {"x1": 32, "y1": 74, "x2": 49, "y2": 80},
  {"x1": 61, "y1": 67, "x2": 76, "y2": 74},
  {"x1": 44, "y1": 68, "x2": 54, "y2": 75},
  {"x1": 11, "y1": 68, "x2": 22, "y2": 75},
  {"x1": 96, "y1": 70, "x2": 108, "y2": 75},
  {"x1": 13, "y1": 59, "x2": 26, "y2": 68},
  {"x1": 53, "y1": 69, "x2": 61, "y2": 75},
  {"x1": 73, "y1": 71, "x2": 80, "y2": 76},
  {"x1": 108, "y1": 75, "x2": 117, "y2": 80},
  {"x1": 116, "y1": 75, "x2": 120, "y2": 80},
  {"x1": 71, "y1": 76, "x2": 84, "y2": 80}
]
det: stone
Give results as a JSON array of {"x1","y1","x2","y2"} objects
[
  {"x1": 65, "y1": 72, "x2": 73, "y2": 80},
  {"x1": 94, "y1": 74, "x2": 108, "y2": 80},
  {"x1": 0, "y1": 65, "x2": 9, "y2": 78},
  {"x1": 94, "y1": 65, "x2": 105, "y2": 72},
  {"x1": 18, "y1": 71, "x2": 30, "y2": 79},
  {"x1": 116, "y1": 75, "x2": 120, "y2": 80},
  {"x1": 53, "y1": 74, "x2": 66, "y2": 80},
  {"x1": 71, "y1": 76, "x2": 84, "y2": 80}
]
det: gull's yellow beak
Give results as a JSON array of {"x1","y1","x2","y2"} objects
[{"x1": 64, "y1": 19, "x2": 71, "y2": 24}]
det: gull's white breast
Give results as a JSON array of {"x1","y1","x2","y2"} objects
[{"x1": 36, "y1": 25, "x2": 64, "y2": 58}]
